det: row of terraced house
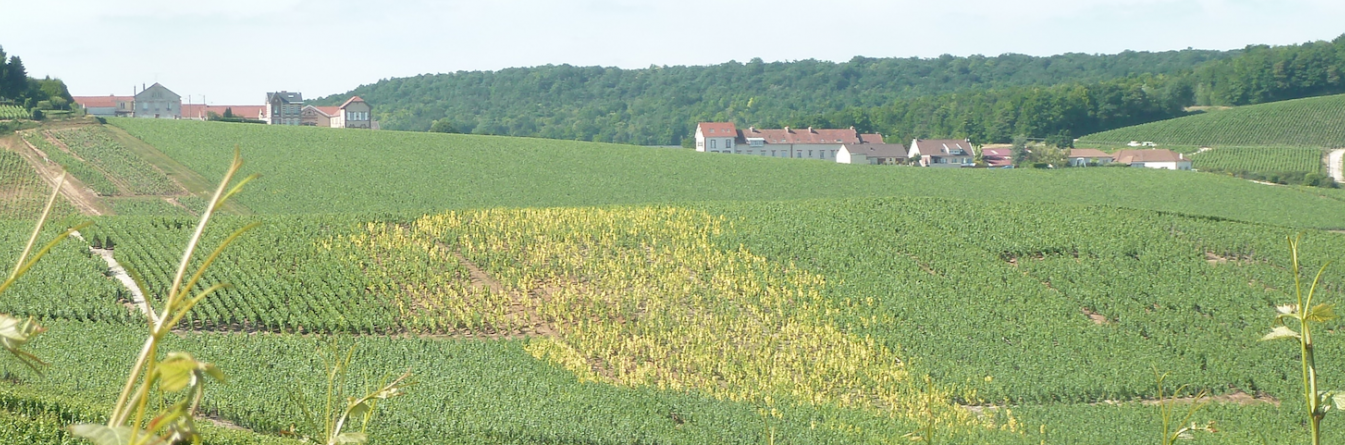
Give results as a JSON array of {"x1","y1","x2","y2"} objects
[
  {"x1": 694, "y1": 122, "x2": 1192, "y2": 170},
  {"x1": 72, "y1": 83, "x2": 376, "y2": 129}
]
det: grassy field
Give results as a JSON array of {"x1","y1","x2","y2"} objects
[
  {"x1": 109, "y1": 118, "x2": 1345, "y2": 229},
  {"x1": 1079, "y1": 93, "x2": 1345, "y2": 148}
]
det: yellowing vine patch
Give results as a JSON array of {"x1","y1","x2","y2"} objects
[{"x1": 343, "y1": 206, "x2": 982, "y2": 428}]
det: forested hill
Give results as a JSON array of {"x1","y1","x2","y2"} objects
[
  {"x1": 313, "y1": 49, "x2": 1237, "y2": 144},
  {"x1": 318, "y1": 34, "x2": 1345, "y2": 146}
]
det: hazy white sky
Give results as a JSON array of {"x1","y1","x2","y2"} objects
[{"x1": 1, "y1": 0, "x2": 1342, "y2": 104}]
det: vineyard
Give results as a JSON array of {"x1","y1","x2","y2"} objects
[
  {"x1": 1190, "y1": 146, "x2": 1325, "y2": 175},
  {"x1": 109, "y1": 118, "x2": 1345, "y2": 228},
  {"x1": 0, "y1": 196, "x2": 1332, "y2": 443},
  {"x1": 19, "y1": 130, "x2": 119, "y2": 196},
  {"x1": 46, "y1": 126, "x2": 182, "y2": 195},
  {"x1": 0, "y1": 105, "x2": 26, "y2": 120},
  {"x1": 0, "y1": 150, "x2": 70, "y2": 220},
  {"x1": 1080, "y1": 93, "x2": 1345, "y2": 148}
]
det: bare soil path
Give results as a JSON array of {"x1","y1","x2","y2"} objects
[
  {"x1": 1328, "y1": 149, "x2": 1344, "y2": 184},
  {"x1": 1, "y1": 133, "x2": 107, "y2": 215},
  {"x1": 89, "y1": 245, "x2": 151, "y2": 315}
]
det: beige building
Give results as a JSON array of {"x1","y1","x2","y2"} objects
[
  {"x1": 133, "y1": 83, "x2": 181, "y2": 119},
  {"x1": 299, "y1": 96, "x2": 373, "y2": 129},
  {"x1": 694, "y1": 122, "x2": 884, "y2": 161},
  {"x1": 301, "y1": 105, "x2": 340, "y2": 127},
  {"x1": 331, "y1": 96, "x2": 373, "y2": 129}
]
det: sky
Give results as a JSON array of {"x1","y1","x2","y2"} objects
[{"x1": 1, "y1": 0, "x2": 1343, "y2": 105}]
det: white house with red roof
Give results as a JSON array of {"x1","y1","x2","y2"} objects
[
  {"x1": 72, "y1": 95, "x2": 134, "y2": 117},
  {"x1": 909, "y1": 139, "x2": 975, "y2": 167},
  {"x1": 330, "y1": 96, "x2": 373, "y2": 129},
  {"x1": 694, "y1": 122, "x2": 884, "y2": 161}
]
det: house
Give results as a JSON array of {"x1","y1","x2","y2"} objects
[
  {"x1": 1112, "y1": 149, "x2": 1192, "y2": 170},
  {"x1": 301, "y1": 105, "x2": 341, "y2": 127},
  {"x1": 181, "y1": 104, "x2": 265, "y2": 121},
  {"x1": 1067, "y1": 149, "x2": 1113, "y2": 167},
  {"x1": 72, "y1": 95, "x2": 134, "y2": 117},
  {"x1": 132, "y1": 83, "x2": 181, "y2": 119},
  {"x1": 331, "y1": 96, "x2": 373, "y2": 129},
  {"x1": 909, "y1": 139, "x2": 975, "y2": 167},
  {"x1": 837, "y1": 143, "x2": 908, "y2": 165},
  {"x1": 694, "y1": 122, "x2": 883, "y2": 161},
  {"x1": 263, "y1": 91, "x2": 304, "y2": 125},
  {"x1": 980, "y1": 148, "x2": 1014, "y2": 168}
]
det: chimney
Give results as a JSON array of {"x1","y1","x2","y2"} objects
[
  {"x1": 784, "y1": 126, "x2": 791, "y2": 133},
  {"x1": 749, "y1": 126, "x2": 756, "y2": 132},
  {"x1": 807, "y1": 126, "x2": 814, "y2": 133}
]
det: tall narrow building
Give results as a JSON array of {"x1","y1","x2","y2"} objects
[{"x1": 263, "y1": 91, "x2": 304, "y2": 125}]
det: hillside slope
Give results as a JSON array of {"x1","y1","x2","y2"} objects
[
  {"x1": 112, "y1": 118, "x2": 1345, "y2": 228},
  {"x1": 1080, "y1": 93, "x2": 1345, "y2": 148}
]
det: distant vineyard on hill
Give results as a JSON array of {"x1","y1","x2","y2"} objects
[
  {"x1": 1079, "y1": 93, "x2": 1345, "y2": 148},
  {"x1": 1190, "y1": 147, "x2": 1324, "y2": 175},
  {"x1": 109, "y1": 118, "x2": 1345, "y2": 228}
]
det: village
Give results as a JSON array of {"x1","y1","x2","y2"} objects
[
  {"x1": 694, "y1": 122, "x2": 1194, "y2": 170},
  {"x1": 69, "y1": 82, "x2": 377, "y2": 129}
]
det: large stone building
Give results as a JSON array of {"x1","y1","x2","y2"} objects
[
  {"x1": 132, "y1": 83, "x2": 181, "y2": 119},
  {"x1": 694, "y1": 122, "x2": 884, "y2": 161},
  {"x1": 263, "y1": 91, "x2": 304, "y2": 125},
  {"x1": 75, "y1": 84, "x2": 178, "y2": 118}
]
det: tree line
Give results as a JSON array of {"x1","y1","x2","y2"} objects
[
  {"x1": 320, "y1": 34, "x2": 1345, "y2": 146},
  {"x1": 0, "y1": 45, "x2": 74, "y2": 113},
  {"x1": 314, "y1": 49, "x2": 1238, "y2": 144}
]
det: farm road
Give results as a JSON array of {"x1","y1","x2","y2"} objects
[{"x1": 1329, "y1": 149, "x2": 1344, "y2": 183}]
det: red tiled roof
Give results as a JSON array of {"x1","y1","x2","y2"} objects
[
  {"x1": 181, "y1": 104, "x2": 265, "y2": 120},
  {"x1": 698, "y1": 122, "x2": 738, "y2": 138},
  {"x1": 303, "y1": 105, "x2": 341, "y2": 117},
  {"x1": 860, "y1": 133, "x2": 885, "y2": 144},
  {"x1": 743, "y1": 126, "x2": 861, "y2": 144},
  {"x1": 1114, "y1": 149, "x2": 1187, "y2": 164},
  {"x1": 73, "y1": 95, "x2": 132, "y2": 108},
  {"x1": 1068, "y1": 148, "x2": 1112, "y2": 158},
  {"x1": 338, "y1": 96, "x2": 365, "y2": 109},
  {"x1": 911, "y1": 139, "x2": 974, "y2": 157},
  {"x1": 843, "y1": 143, "x2": 907, "y2": 158}
]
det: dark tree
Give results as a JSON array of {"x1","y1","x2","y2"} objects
[{"x1": 429, "y1": 119, "x2": 458, "y2": 133}]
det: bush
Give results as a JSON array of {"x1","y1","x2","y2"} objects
[{"x1": 29, "y1": 109, "x2": 42, "y2": 120}]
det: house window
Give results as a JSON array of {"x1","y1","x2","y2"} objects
[
  {"x1": 709, "y1": 140, "x2": 717, "y2": 149},
  {"x1": 771, "y1": 150, "x2": 776, "y2": 157},
  {"x1": 727, "y1": 140, "x2": 733, "y2": 148},
  {"x1": 808, "y1": 150, "x2": 813, "y2": 158}
]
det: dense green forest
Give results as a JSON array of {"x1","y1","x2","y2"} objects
[
  {"x1": 313, "y1": 49, "x2": 1238, "y2": 144},
  {"x1": 316, "y1": 34, "x2": 1345, "y2": 145},
  {"x1": 0, "y1": 45, "x2": 74, "y2": 112}
]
